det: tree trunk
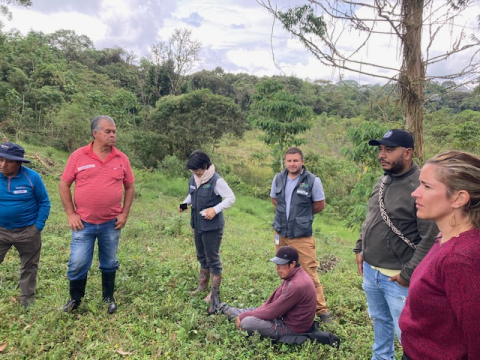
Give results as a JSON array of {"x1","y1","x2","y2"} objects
[{"x1": 401, "y1": 0, "x2": 425, "y2": 161}]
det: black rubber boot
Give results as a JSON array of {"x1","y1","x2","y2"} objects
[
  {"x1": 102, "y1": 271, "x2": 117, "y2": 314},
  {"x1": 63, "y1": 278, "x2": 87, "y2": 312},
  {"x1": 207, "y1": 275, "x2": 222, "y2": 315}
]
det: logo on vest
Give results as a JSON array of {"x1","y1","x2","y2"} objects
[{"x1": 297, "y1": 182, "x2": 310, "y2": 196}]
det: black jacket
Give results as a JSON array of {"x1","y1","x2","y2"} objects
[{"x1": 354, "y1": 163, "x2": 438, "y2": 282}]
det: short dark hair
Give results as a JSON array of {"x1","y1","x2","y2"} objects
[
  {"x1": 285, "y1": 147, "x2": 304, "y2": 160},
  {"x1": 288, "y1": 260, "x2": 301, "y2": 268},
  {"x1": 186, "y1": 150, "x2": 212, "y2": 170}
]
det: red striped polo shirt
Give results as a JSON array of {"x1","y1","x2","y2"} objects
[{"x1": 61, "y1": 142, "x2": 135, "y2": 224}]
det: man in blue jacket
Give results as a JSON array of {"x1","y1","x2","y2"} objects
[{"x1": 0, "y1": 142, "x2": 51, "y2": 309}]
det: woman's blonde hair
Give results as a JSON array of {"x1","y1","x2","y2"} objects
[{"x1": 426, "y1": 150, "x2": 480, "y2": 229}]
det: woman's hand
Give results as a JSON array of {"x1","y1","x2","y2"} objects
[{"x1": 203, "y1": 207, "x2": 217, "y2": 220}]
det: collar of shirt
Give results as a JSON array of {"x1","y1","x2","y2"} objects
[{"x1": 83, "y1": 141, "x2": 118, "y2": 163}]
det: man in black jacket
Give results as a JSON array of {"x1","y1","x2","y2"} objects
[{"x1": 354, "y1": 129, "x2": 438, "y2": 360}]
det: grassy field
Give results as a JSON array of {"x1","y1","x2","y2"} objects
[{"x1": 0, "y1": 144, "x2": 403, "y2": 359}]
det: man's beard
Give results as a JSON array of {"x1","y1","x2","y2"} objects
[{"x1": 388, "y1": 157, "x2": 406, "y2": 174}]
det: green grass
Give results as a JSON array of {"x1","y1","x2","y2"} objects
[{"x1": 0, "y1": 146, "x2": 404, "y2": 359}]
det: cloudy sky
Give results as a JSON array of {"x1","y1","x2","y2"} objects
[{"x1": 3, "y1": 0, "x2": 480, "y2": 85}]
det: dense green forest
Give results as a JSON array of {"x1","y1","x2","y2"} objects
[
  {"x1": 1, "y1": 28, "x2": 479, "y2": 158},
  {"x1": 1, "y1": 27, "x2": 480, "y2": 227}
]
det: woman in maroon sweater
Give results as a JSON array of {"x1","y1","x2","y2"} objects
[{"x1": 399, "y1": 151, "x2": 480, "y2": 360}]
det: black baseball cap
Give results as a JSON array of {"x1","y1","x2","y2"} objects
[
  {"x1": 368, "y1": 129, "x2": 414, "y2": 150},
  {"x1": 0, "y1": 142, "x2": 30, "y2": 163},
  {"x1": 270, "y1": 246, "x2": 299, "y2": 265}
]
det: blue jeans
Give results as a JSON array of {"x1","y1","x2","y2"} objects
[
  {"x1": 67, "y1": 219, "x2": 120, "y2": 280},
  {"x1": 362, "y1": 262, "x2": 408, "y2": 360}
]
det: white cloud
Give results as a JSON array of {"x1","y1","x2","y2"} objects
[
  {"x1": 2, "y1": 0, "x2": 479, "y2": 84},
  {"x1": 4, "y1": 8, "x2": 108, "y2": 42}
]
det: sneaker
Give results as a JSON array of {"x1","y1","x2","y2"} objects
[{"x1": 318, "y1": 312, "x2": 333, "y2": 323}]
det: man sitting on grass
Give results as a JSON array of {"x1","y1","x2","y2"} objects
[{"x1": 213, "y1": 246, "x2": 316, "y2": 340}]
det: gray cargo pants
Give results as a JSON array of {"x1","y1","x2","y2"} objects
[{"x1": 222, "y1": 305, "x2": 293, "y2": 339}]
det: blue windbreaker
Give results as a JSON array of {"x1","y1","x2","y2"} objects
[{"x1": 0, "y1": 166, "x2": 51, "y2": 231}]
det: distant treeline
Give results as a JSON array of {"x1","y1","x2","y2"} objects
[{"x1": 1, "y1": 28, "x2": 479, "y2": 168}]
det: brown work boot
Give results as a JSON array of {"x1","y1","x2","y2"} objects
[
  {"x1": 189, "y1": 268, "x2": 210, "y2": 295},
  {"x1": 207, "y1": 275, "x2": 222, "y2": 315}
]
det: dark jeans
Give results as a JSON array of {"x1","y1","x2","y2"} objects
[
  {"x1": 402, "y1": 353, "x2": 412, "y2": 360},
  {"x1": 0, "y1": 224, "x2": 42, "y2": 305},
  {"x1": 194, "y1": 229, "x2": 223, "y2": 275}
]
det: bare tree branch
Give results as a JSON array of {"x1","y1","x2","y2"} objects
[
  {"x1": 257, "y1": 0, "x2": 480, "y2": 160},
  {"x1": 150, "y1": 28, "x2": 201, "y2": 95}
]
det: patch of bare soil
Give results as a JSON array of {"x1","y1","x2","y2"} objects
[{"x1": 317, "y1": 254, "x2": 339, "y2": 273}]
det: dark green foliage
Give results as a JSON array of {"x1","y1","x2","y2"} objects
[
  {"x1": 249, "y1": 79, "x2": 313, "y2": 170},
  {"x1": 342, "y1": 122, "x2": 389, "y2": 169},
  {"x1": 305, "y1": 153, "x2": 358, "y2": 219},
  {"x1": 158, "y1": 155, "x2": 190, "y2": 179},
  {"x1": 228, "y1": 72, "x2": 259, "y2": 112},
  {"x1": 452, "y1": 121, "x2": 480, "y2": 153},
  {"x1": 188, "y1": 67, "x2": 236, "y2": 98},
  {"x1": 424, "y1": 109, "x2": 480, "y2": 157},
  {"x1": 152, "y1": 89, "x2": 247, "y2": 160},
  {"x1": 47, "y1": 29, "x2": 95, "y2": 63},
  {"x1": 120, "y1": 129, "x2": 168, "y2": 169},
  {"x1": 277, "y1": 4, "x2": 326, "y2": 38},
  {"x1": 138, "y1": 58, "x2": 173, "y2": 106},
  {"x1": 341, "y1": 122, "x2": 389, "y2": 229},
  {"x1": 0, "y1": 25, "x2": 479, "y2": 175},
  {"x1": 48, "y1": 98, "x2": 94, "y2": 152}
]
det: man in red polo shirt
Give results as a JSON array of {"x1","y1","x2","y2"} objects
[{"x1": 59, "y1": 115, "x2": 135, "y2": 314}]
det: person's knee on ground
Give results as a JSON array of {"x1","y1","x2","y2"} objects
[
  {"x1": 239, "y1": 316, "x2": 261, "y2": 336},
  {"x1": 239, "y1": 316, "x2": 280, "y2": 339}
]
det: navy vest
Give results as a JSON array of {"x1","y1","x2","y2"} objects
[
  {"x1": 272, "y1": 167, "x2": 316, "y2": 238},
  {"x1": 189, "y1": 173, "x2": 225, "y2": 232}
]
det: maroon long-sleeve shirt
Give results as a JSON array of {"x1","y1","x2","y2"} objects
[
  {"x1": 238, "y1": 266, "x2": 316, "y2": 333},
  {"x1": 399, "y1": 229, "x2": 480, "y2": 360}
]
